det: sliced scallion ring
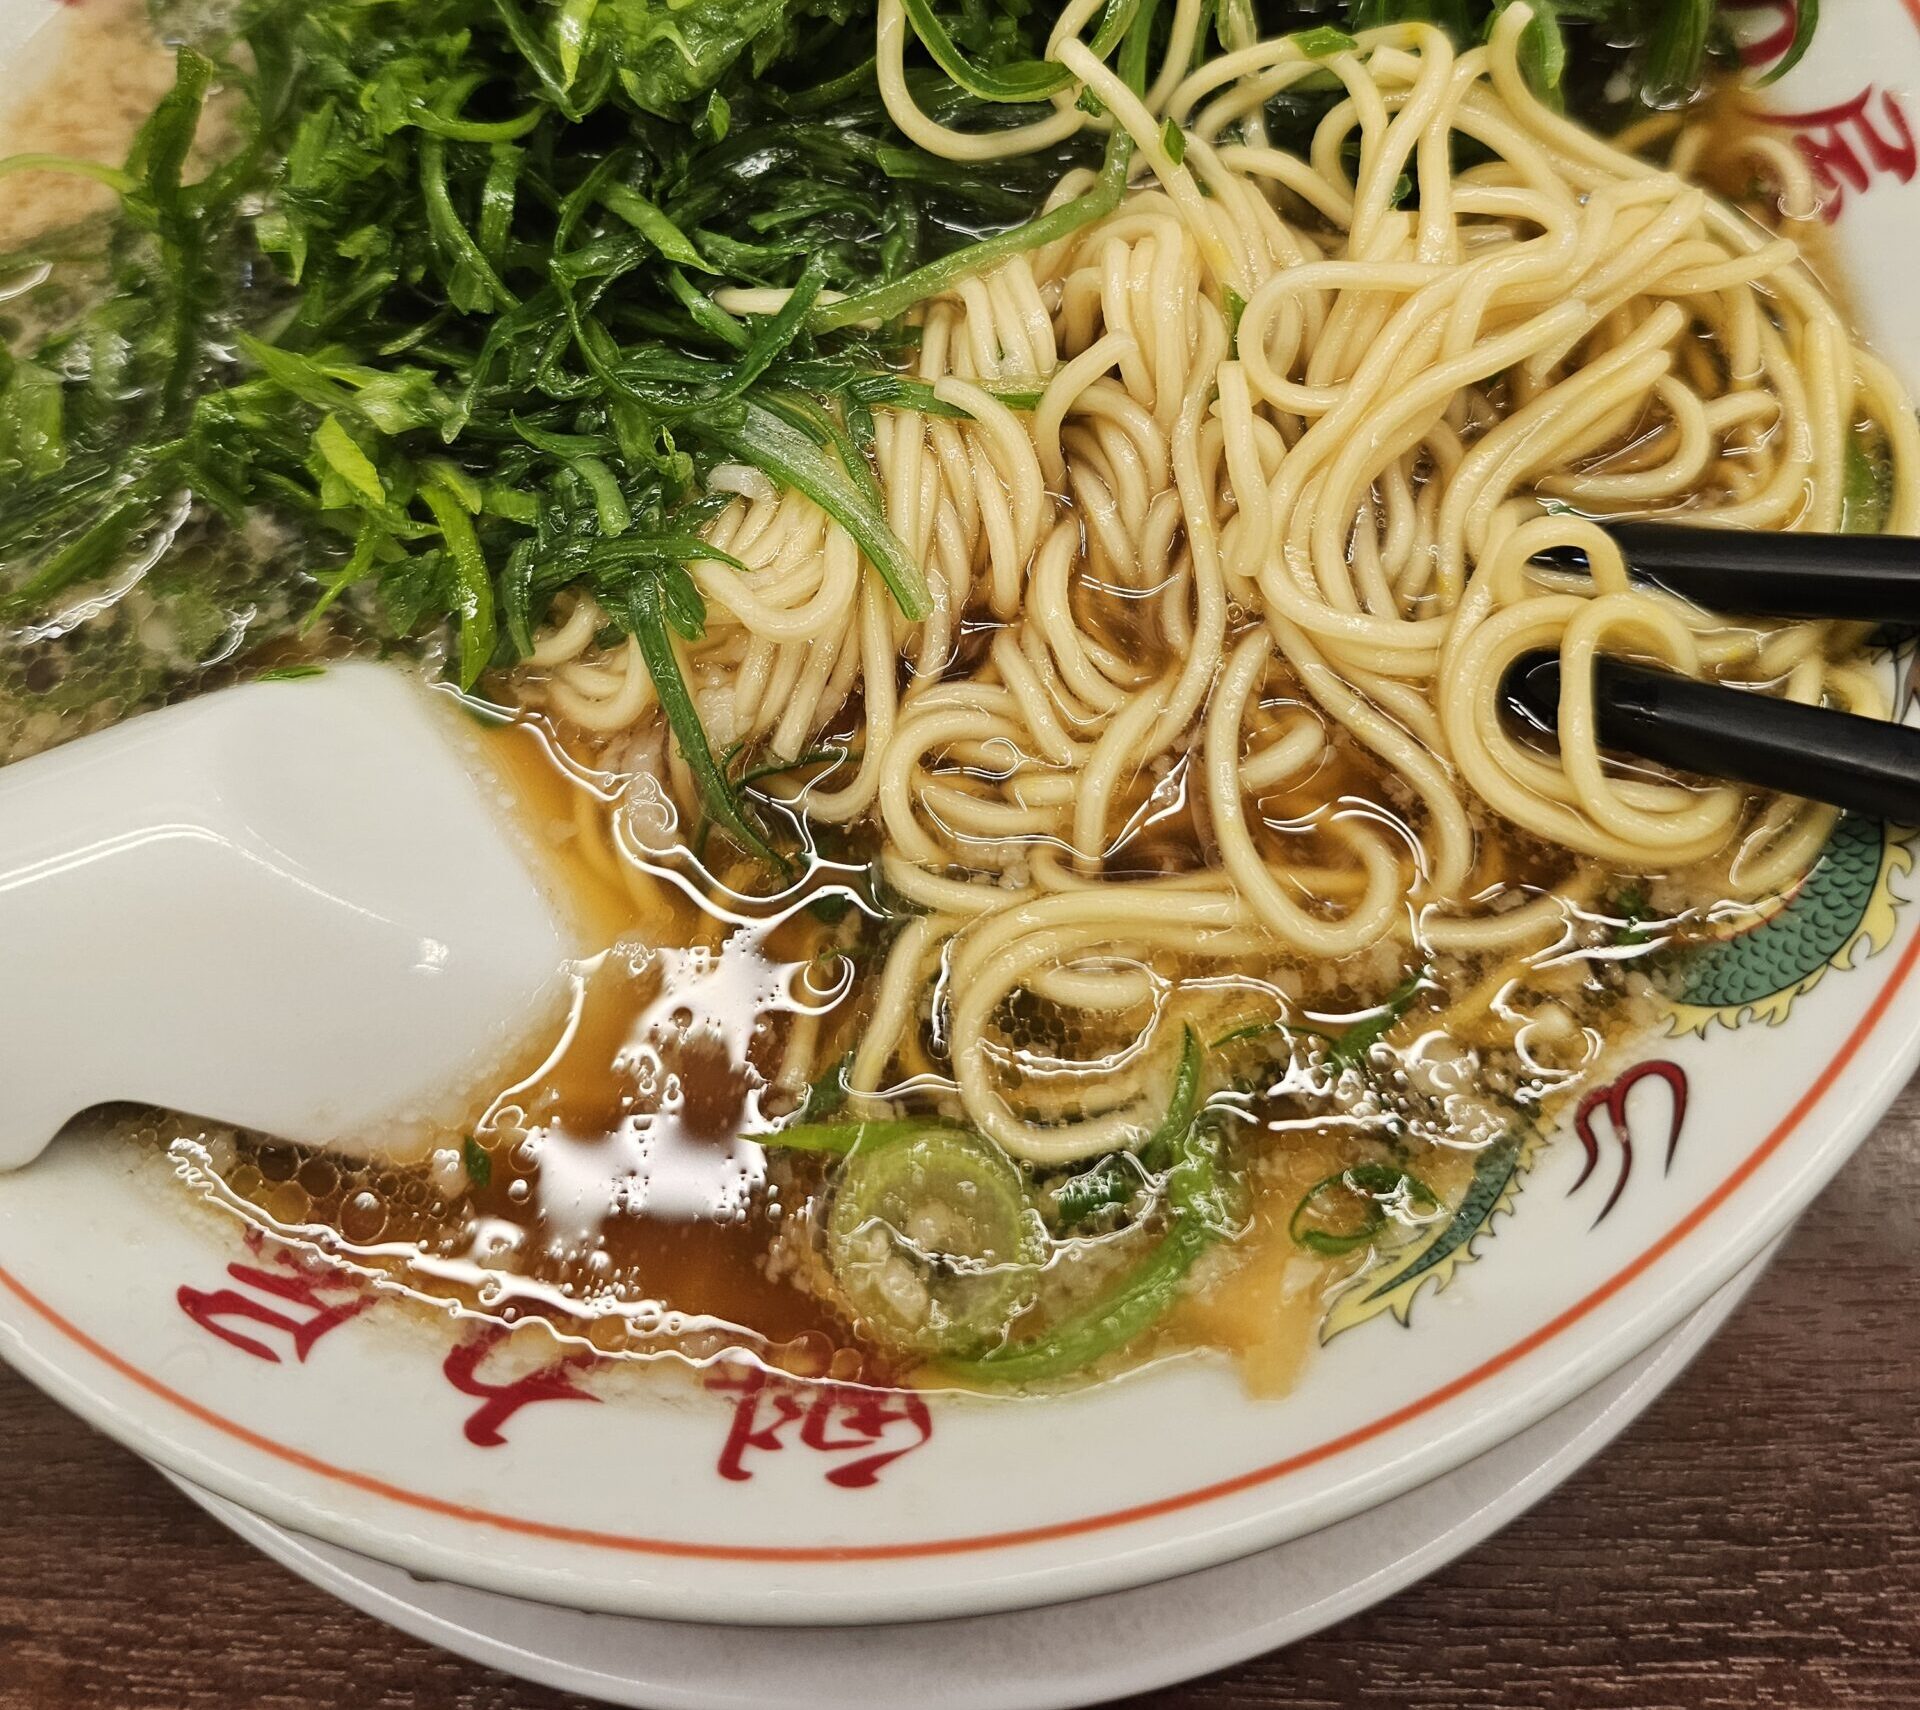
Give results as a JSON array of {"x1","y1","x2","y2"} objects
[
  {"x1": 828, "y1": 1128, "x2": 1044, "y2": 1357},
  {"x1": 1288, "y1": 1163, "x2": 1440, "y2": 1257}
]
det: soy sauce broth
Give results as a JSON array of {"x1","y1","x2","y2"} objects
[
  {"x1": 1, "y1": 10, "x2": 1880, "y2": 1394},
  {"x1": 163, "y1": 709, "x2": 898, "y2": 1383},
  {"x1": 147, "y1": 670, "x2": 1713, "y2": 1398}
]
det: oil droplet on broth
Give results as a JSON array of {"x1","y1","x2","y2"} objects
[
  {"x1": 168, "y1": 709, "x2": 877, "y2": 1380},
  {"x1": 149, "y1": 677, "x2": 1696, "y2": 1394}
]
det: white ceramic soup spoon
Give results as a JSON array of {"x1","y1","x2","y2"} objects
[{"x1": 0, "y1": 663, "x2": 580, "y2": 1171}]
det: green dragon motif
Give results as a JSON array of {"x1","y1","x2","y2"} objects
[
  {"x1": 1665, "y1": 816, "x2": 1912, "y2": 1033},
  {"x1": 1320, "y1": 814, "x2": 1912, "y2": 1342},
  {"x1": 1319, "y1": 1122, "x2": 1537, "y2": 1339}
]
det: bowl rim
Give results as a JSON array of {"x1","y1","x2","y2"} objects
[
  {"x1": 6, "y1": 944, "x2": 1916, "y2": 1565},
  {"x1": 2, "y1": 0, "x2": 1919, "y2": 1626}
]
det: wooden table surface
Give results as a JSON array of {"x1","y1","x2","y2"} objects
[{"x1": 1, "y1": 1080, "x2": 1914, "y2": 1710}]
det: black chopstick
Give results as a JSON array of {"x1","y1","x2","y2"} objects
[
  {"x1": 1533, "y1": 521, "x2": 1920, "y2": 623},
  {"x1": 1500, "y1": 651, "x2": 1920, "y2": 823}
]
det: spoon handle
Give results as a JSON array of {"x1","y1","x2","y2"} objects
[{"x1": 0, "y1": 667, "x2": 573, "y2": 1170}]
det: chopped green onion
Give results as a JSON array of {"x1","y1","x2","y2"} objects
[
  {"x1": 953, "y1": 1217, "x2": 1209, "y2": 1384},
  {"x1": 707, "y1": 400, "x2": 931, "y2": 622},
  {"x1": 956, "y1": 1038, "x2": 1230, "y2": 1384},
  {"x1": 1841, "y1": 432, "x2": 1891, "y2": 535},
  {"x1": 1290, "y1": 25, "x2": 1358, "y2": 58},
  {"x1": 764, "y1": 1116, "x2": 968, "y2": 1154},
  {"x1": 1325, "y1": 965, "x2": 1428, "y2": 1070},
  {"x1": 897, "y1": 0, "x2": 1075, "y2": 103},
  {"x1": 828, "y1": 1127, "x2": 1043, "y2": 1356},
  {"x1": 1050, "y1": 1026, "x2": 1206, "y2": 1227},
  {"x1": 1289, "y1": 1163, "x2": 1439, "y2": 1256},
  {"x1": 622, "y1": 574, "x2": 779, "y2": 868}
]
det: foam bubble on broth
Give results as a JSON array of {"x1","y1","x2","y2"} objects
[
  {"x1": 153, "y1": 713, "x2": 891, "y2": 1380},
  {"x1": 142, "y1": 671, "x2": 1712, "y2": 1396},
  {"x1": 8, "y1": 2, "x2": 1904, "y2": 1395}
]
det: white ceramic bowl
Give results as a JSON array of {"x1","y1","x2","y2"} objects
[
  {"x1": 2, "y1": 0, "x2": 1917, "y2": 1628},
  {"x1": 160, "y1": 1242, "x2": 1781, "y2": 1710}
]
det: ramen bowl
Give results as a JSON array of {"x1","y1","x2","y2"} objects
[{"x1": 1, "y1": 0, "x2": 1918, "y2": 1628}]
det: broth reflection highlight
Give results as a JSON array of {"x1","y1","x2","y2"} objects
[
  {"x1": 3, "y1": 0, "x2": 1912, "y2": 1394},
  {"x1": 163, "y1": 687, "x2": 1697, "y2": 1393}
]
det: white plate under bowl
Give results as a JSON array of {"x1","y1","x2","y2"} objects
[
  {"x1": 3, "y1": 0, "x2": 1919, "y2": 1631},
  {"x1": 163, "y1": 1241, "x2": 1780, "y2": 1710}
]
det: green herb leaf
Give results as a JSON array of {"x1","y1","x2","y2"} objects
[
  {"x1": 797, "y1": 1050, "x2": 853, "y2": 1122},
  {"x1": 599, "y1": 0, "x2": 793, "y2": 114},
  {"x1": 1289, "y1": 1163, "x2": 1439, "y2": 1256},
  {"x1": 601, "y1": 183, "x2": 713, "y2": 271},
  {"x1": 0, "y1": 361, "x2": 66, "y2": 481},
  {"x1": 0, "y1": 153, "x2": 137, "y2": 196},
  {"x1": 554, "y1": 0, "x2": 600, "y2": 86},
  {"x1": 897, "y1": 0, "x2": 1075, "y2": 103},
  {"x1": 809, "y1": 1, "x2": 1153, "y2": 334},
  {"x1": 463, "y1": 1135, "x2": 494, "y2": 1190},
  {"x1": 421, "y1": 479, "x2": 497, "y2": 689},
  {"x1": 313, "y1": 413, "x2": 386, "y2": 505},
  {"x1": 1754, "y1": 0, "x2": 1817, "y2": 87},
  {"x1": 1290, "y1": 25, "x2": 1358, "y2": 57},
  {"x1": 623, "y1": 573, "x2": 780, "y2": 867},
  {"x1": 1643, "y1": 0, "x2": 1713, "y2": 106},
  {"x1": 658, "y1": 560, "x2": 707, "y2": 640},
  {"x1": 709, "y1": 400, "x2": 931, "y2": 622},
  {"x1": 1494, "y1": 0, "x2": 1566, "y2": 93}
]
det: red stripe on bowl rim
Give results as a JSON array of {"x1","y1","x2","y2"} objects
[{"x1": 1, "y1": 919, "x2": 1916, "y2": 1563}]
